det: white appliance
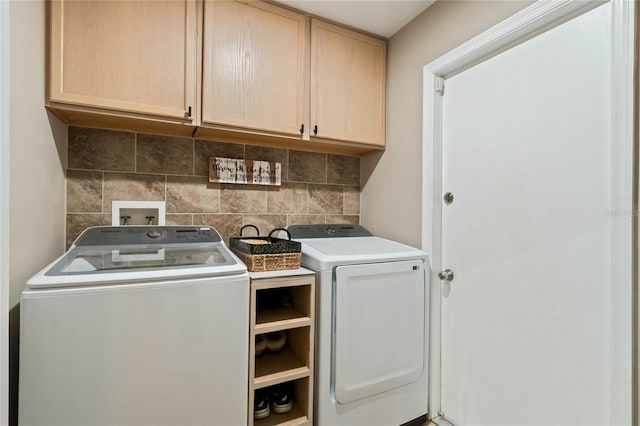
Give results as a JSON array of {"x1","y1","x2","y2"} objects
[
  {"x1": 19, "y1": 226, "x2": 250, "y2": 426},
  {"x1": 287, "y1": 224, "x2": 429, "y2": 426}
]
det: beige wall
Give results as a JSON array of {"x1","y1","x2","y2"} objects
[
  {"x1": 1, "y1": 1, "x2": 9, "y2": 424},
  {"x1": 361, "y1": 0, "x2": 532, "y2": 248},
  {"x1": 9, "y1": 0, "x2": 67, "y2": 307},
  {"x1": 636, "y1": 5, "x2": 640, "y2": 422},
  {"x1": 66, "y1": 127, "x2": 360, "y2": 247}
]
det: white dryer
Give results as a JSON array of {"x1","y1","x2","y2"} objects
[{"x1": 287, "y1": 224, "x2": 429, "y2": 426}]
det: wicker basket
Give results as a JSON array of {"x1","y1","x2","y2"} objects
[
  {"x1": 231, "y1": 249, "x2": 301, "y2": 272},
  {"x1": 229, "y1": 225, "x2": 301, "y2": 255},
  {"x1": 229, "y1": 225, "x2": 301, "y2": 272}
]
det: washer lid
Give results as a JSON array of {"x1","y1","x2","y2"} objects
[
  {"x1": 297, "y1": 236, "x2": 427, "y2": 270},
  {"x1": 48, "y1": 242, "x2": 236, "y2": 275},
  {"x1": 27, "y1": 226, "x2": 247, "y2": 288}
]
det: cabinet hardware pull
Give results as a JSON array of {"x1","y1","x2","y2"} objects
[
  {"x1": 300, "y1": 124, "x2": 304, "y2": 134},
  {"x1": 313, "y1": 125, "x2": 318, "y2": 135},
  {"x1": 186, "y1": 106, "x2": 192, "y2": 118}
]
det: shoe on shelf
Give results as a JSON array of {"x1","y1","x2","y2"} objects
[
  {"x1": 254, "y1": 389, "x2": 270, "y2": 420},
  {"x1": 270, "y1": 383, "x2": 294, "y2": 414},
  {"x1": 279, "y1": 289, "x2": 293, "y2": 308},
  {"x1": 265, "y1": 331, "x2": 286, "y2": 353},
  {"x1": 257, "y1": 289, "x2": 293, "y2": 311},
  {"x1": 257, "y1": 289, "x2": 279, "y2": 310},
  {"x1": 255, "y1": 335, "x2": 266, "y2": 356}
]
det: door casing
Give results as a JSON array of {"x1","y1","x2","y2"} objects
[{"x1": 421, "y1": 0, "x2": 635, "y2": 424}]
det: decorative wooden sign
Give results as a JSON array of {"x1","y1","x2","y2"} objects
[{"x1": 209, "y1": 157, "x2": 282, "y2": 186}]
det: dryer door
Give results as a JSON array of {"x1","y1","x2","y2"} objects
[{"x1": 333, "y1": 259, "x2": 426, "y2": 404}]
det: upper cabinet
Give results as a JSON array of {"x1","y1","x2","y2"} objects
[
  {"x1": 46, "y1": 0, "x2": 387, "y2": 154},
  {"x1": 310, "y1": 20, "x2": 386, "y2": 147},
  {"x1": 201, "y1": 0, "x2": 306, "y2": 137},
  {"x1": 47, "y1": 0, "x2": 199, "y2": 136}
]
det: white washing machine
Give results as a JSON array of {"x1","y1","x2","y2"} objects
[
  {"x1": 19, "y1": 226, "x2": 250, "y2": 426},
  {"x1": 287, "y1": 224, "x2": 429, "y2": 426}
]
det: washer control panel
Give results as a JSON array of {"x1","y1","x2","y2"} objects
[{"x1": 74, "y1": 226, "x2": 222, "y2": 246}]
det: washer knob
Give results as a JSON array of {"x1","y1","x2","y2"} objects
[{"x1": 146, "y1": 229, "x2": 163, "y2": 239}]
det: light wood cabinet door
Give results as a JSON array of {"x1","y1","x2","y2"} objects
[
  {"x1": 310, "y1": 20, "x2": 386, "y2": 147},
  {"x1": 201, "y1": 0, "x2": 306, "y2": 136},
  {"x1": 48, "y1": 0, "x2": 198, "y2": 122}
]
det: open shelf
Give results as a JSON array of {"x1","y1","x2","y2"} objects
[
  {"x1": 254, "y1": 377, "x2": 311, "y2": 426},
  {"x1": 255, "y1": 347, "x2": 310, "y2": 389},
  {"x1": 256, "y1": 307, "x2": 311, "y2": 333},
  {"x1": 254, "y1": 404, "x2": 308, "y2": 426}
]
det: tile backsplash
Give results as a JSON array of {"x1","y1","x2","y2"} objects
[{"x1": 66, "y1": 127, "x2": 360, "y2": 247}]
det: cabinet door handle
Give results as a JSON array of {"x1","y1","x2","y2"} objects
[
  {"x1": 300, "y1": 124, "x2": 304, "y2": 134},
  {"x1": 313, "y1": 125, "x2": 318, "y2": 135},
  {"x1": 186, "y1": 106, "x2": 192, "y2": 118}
]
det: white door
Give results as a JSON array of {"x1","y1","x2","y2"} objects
[{"x1": 440, "y1": 3, "x2": 615, "y2": 425}]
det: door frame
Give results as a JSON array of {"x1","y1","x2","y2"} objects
[
  {"x1": 421, "y1": 1, "x2": 635, "y2": 424},
  {"x1": 0, "y1": 0, "x2": 9, "y2": 423}
]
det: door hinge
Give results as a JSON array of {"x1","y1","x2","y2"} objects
[{"x1": 435, "y1": 77, "x2": 445, "y2": 96}]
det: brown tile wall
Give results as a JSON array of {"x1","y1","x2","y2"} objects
[{"x1": 66, "y1": 127, "x2": 361, "y2": 247}]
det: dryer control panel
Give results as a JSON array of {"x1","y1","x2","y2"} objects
[{"x1": 287, "y1": 224, "x2": 373, "y2": 239}]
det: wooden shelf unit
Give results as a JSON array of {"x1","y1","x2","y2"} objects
[{"x1": 249, "y1": 270, "x2": 315, "y2": 426}]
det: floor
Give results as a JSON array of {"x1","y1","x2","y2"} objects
[{"x1": 401, "y1": 415, "x2": 431, "y2": 426}]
